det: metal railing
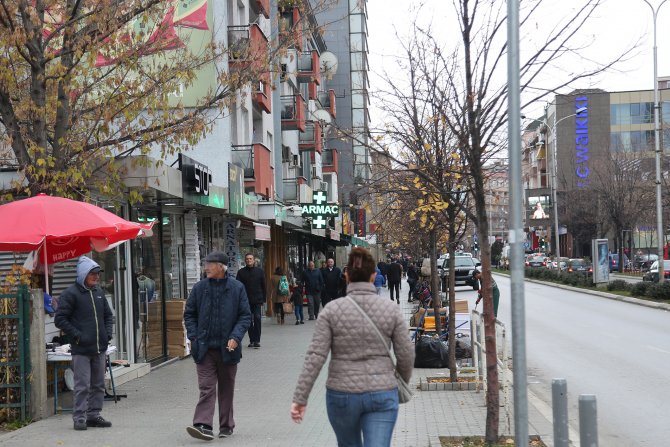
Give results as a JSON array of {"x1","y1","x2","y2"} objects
[{"x1": 0, "y1": 286, "x2": 30, "y2": 421}]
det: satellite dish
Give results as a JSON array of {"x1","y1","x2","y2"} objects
[
  {"x1": 319, "y1": 51, "x2": 338, "y2": 78},
  {"x1": 311, "y1": 108, "x2": 332, "y2": 125}
]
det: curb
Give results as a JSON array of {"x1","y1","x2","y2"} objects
[{"x1": 495, "y1": 272, "x2": 670, "y2": 311}]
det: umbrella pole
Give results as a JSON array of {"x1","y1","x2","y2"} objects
[{"x1": 43, "y1": 241, "x2": 49, "y2": 295}]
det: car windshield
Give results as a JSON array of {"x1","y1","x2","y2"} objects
[
  {"x1": 531, "y1": 256, "x2": 546, "y2": 261},
  {"x1": 454, "y1": 257, "x2": 475, "y2": 267},
  {"x1": 570, "y1": 259, "x2": 586, "y2": 267},
  {"x1": 651, "y1": 260, "x2": 670, "y2": 270}
]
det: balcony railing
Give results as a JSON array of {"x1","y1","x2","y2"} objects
[
  {"x1": 297, "y1": 50, "x2": 320, "y2": 85},
  {"x1": 299, "y1": 121, "x2": 323, "y2": 153},
  {"x1": 322, "y1": 148, "x2": 338, "y2": 174},
  {"x1": 281, "y1": 94, "x2": 306, "y2": 132},
  {"x1": 279, "y1": 6, "x2": 303, "y2": 52},
  {"x1": 282, "y1": 179, "x2": 299, "y2": 202},
  {"x1": 317, "y1": 89, "x2": 336, "y2": 119},
  {"x1": 254, "y1": 78, "x2": 272, "y2": 113},
  {"x1": 228, "y1": 24, "x2": 267, "y2": 70},
  {"x1": 231, "y1": 143, "x2": 274, "y2": 198},
  {"x1": 251, "y1": 0, "x2": 270, "y2": 19}
]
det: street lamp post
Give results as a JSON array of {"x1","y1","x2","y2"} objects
[{"x1": 642, "y1": 0, "x2": 667, "y2": 282}]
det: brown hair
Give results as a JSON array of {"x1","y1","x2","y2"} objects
[{"x1": 346, "y1": 247, "x2": 376, "y2": 283}]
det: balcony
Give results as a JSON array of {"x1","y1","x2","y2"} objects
[
  {"x1": 279, "y1": 6, "x2": 303, "y2": 52},
  {"x1": 228, "y1": 24, "x2": 267, "y2": 70},
  {"x1": 322, "y1": 149, "x2": 338, "y2": 174},
  {"x1": 251, "y1": 0, "x2": 270, "y2": 19},
  {"x1": 297, "y1": 50, "x2": 320, "y2": 85},
  {"x1": 317, "y1": 89, "x2": 336, "y2": 119},
  {"x1": 254, "y1": 78, "x2": 272, "y2": 113},
  {"x1": 231, "y1": 143, "x2": 274, "y2": 198},
  {"x1": 299, "y1": 121, "x2": 323, "y2": 153},
  {"x1": 281, "y1": 94, "x2": 306, "y2": 132}
]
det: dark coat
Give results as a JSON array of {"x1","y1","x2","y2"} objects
[
  {"x1": 321, "y1": 267, "x2": 342, "y2": 299},
  {"x1": 235, "y1": 266, "x2": 266, "y2": 305},
  {"x1": 55, "y1": 282, "x2": 113, "y2": 356},
  {"x1": 302, "y1": 268, "x2": 325, "y2": 295},
  {"x1": 184, "y1": 275, "x2": 252, "y2": 364},
  {"x1": 387, "y1": 262, "x2": 403, "y2": 283}
]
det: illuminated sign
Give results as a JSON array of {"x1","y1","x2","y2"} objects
[
  {"x1": 300, "y1": 191, "x2": 338, "y2": 229},
  {"x1": 179, "y1": 153, "x2": 212, "y2": 196},
  {"x1": 574, "y1": 97, "x2": 589, "y2": 188}
]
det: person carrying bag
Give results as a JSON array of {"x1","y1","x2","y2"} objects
[{"x1": 270, "y1": 267, "x2": 290, "y2": 325}]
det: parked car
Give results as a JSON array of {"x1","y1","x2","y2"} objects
[
  {"x1": 567, "y1": 258, "x2": 593, "y2": 276},
  {"x1": 440, "y1": 256, "x2": 480, "y2": 290},
  {"x1": 527, "y1": 255, "x2": 548, "y2": 268},
  {"x1": 608, "y1": 253, "x2": 629, "y2": 272},
  {"x1": 549, "y1": 257, "x2": 569, "y2": 271},
  {"x1": 642, "y1": 260, "x2": 670, "y2": 282}
]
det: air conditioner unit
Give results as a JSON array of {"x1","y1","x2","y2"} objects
[
  {"x1": 319, "y1": 181, "x2": 328, "y2": 192},
  {"x1": 292, "y1": 154, "x2": 300, "y2": 166}
]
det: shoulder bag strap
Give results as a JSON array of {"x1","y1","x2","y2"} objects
[{"x1": 346, "y1": 297, "x2": 396, "y2": 367}]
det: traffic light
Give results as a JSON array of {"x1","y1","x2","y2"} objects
[
  {"x1": 474, "y1": 240, "x2": 479, "y2": 251},
  {"x1": 539, "y1": 238, "x2": 546, "y2": 250}
]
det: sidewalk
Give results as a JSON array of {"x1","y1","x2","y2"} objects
[{"x1": 0, "y1": 279, "x2": 553, "y2": 447}]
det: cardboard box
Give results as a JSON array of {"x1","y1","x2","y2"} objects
[
  {"x1": 165, "y1": 300, "x2": 186, "y2": 321},
  {"x1": 166, "y1": 329, "x2": 187, "y2": 346},
  {"x1": 454, "y1": 299, "x2": 469, "y2": 313}
]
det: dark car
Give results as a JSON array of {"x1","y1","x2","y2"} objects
[
  {"x1": 608, "y1": 253, "x2": 629, "y2": 272},
  {"x1": 440, "y1": 256, "x2": 479, "y2": 290},
  {"x1": 527, "y1": 255, "x2": 548, "y2": 268},
  {"x1": 634, "y1": 254, "x2": 658, "y2": 271},
  {"x1": 642, "y1": 260, "x2": 670, "y2": 282},
  {"x1": 567, "y1": 258, "x2": 592, "y2": 276}
]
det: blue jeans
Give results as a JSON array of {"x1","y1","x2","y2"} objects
[
  {"x1": 326, "y1": 388, "x2": 399, "y2": 447},
  {"x1": 294, "y1": 302, "x2": 304, "y2": 322}
]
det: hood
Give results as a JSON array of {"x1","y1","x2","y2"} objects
[{"x1": 76, "y1": 256, "x2": 101, "y2": 288}]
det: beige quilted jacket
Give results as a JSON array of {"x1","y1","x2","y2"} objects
[{"x1": 293, "y1": 282, "x2": 415, "y2": 405}]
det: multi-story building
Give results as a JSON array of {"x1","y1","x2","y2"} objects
[
  {"x1": 484, "y1": 162, "x2": 509, "y2": 244},
  {"x1": 314, "y1": 0, "x2": 371, "y2": 207},
  {"x1": 525, "y1": 86, "x2": 670, "y2": 258}
]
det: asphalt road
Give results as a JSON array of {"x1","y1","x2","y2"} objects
[{"x1": 487, "y1": 275, "x2": 670, "y2": 447}]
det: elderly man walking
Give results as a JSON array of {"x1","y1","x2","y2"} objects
[
  {"x1": 184, "y1": 251, "x2": 252, "y2": 441},
  {"x1": 320, "y1": 258, "x2": 342, "y2": 307}
]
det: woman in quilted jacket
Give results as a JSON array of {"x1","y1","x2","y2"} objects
[
  {"x1": 291, "y1": 247, "x2": 414, "y2": 446},
  {"x1": 270, "y1": 267, "x2": 288, "y2": 324}
]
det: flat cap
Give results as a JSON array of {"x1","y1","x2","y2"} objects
[{"x1": 205, "y1": 251, "x2": 229, "y2": 265}]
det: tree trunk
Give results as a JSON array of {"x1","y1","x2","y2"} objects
[
  {"x1": 447, "y1": 231, "x2": 457, "y2": 381},
  {"x1": 430, "y1": 228, "x2": 441, "y2": 334}
]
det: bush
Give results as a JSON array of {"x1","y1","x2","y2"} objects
[
  {"x1": 607, "y1": 280, "x2": 631, "y2": 292},
  {"x1": 645, "y1": 282, "x2": 670, "y2": 300},
  {"x1": 630, "y1": 281, "x2": 651, "y2": 297}
]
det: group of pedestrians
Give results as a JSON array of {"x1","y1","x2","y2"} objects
[{"x1": 53, "y1": 248, "x2": 413, "y2": 446}]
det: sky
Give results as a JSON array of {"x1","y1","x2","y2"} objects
[{"x1": 366, "y1": 0, "x2": 670, "y2": 125}]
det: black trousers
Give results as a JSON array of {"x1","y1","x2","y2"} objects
[
  {"x1": 248, "y1": 303, "x2": 262, "y2": 343},
  {"x1": 388, "y1": 281, "x2": 400, "y2": 303}
]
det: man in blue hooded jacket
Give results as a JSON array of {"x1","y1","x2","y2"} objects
[
  {"x1": 55, "y1": 256, "x2": 113, "y2": 431},
  {"x1": 184, "y1": 251, "x2": 252, "y2": 441}
]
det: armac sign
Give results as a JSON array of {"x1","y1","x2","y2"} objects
[
  {"x1": 300, "y1": 191, "x2": 338, "y2": 229},
  {"x1": 574, "y1": 96, "x2": 589, "y2": 188}
]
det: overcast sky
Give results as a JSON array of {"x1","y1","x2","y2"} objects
[{"x1": 367, "y1": 0, "x2": 670, "y2": 124}]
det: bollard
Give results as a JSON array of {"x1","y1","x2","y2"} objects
[
  {"x1": 579, "y1": 394, "x2": 598, "y2": 447},
  {"x1": 552, "y1": 379, "x2": 569, "y2": 447}
]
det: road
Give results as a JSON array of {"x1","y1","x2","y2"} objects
[{"x1": 481, "y1": 275, "x2": 670, "y2": 447}]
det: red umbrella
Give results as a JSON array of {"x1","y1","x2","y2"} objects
[{"x1": 0, "y1": 194, "x2": 153, "y2": 290}]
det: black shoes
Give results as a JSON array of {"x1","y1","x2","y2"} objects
[
  {"x1": 308, "y1": 316, "x2": 315, "y2": 320},
  {"x1": 252, "y1": 342, "x2": 260, "y2": 349},
  {"x1": 74, "y1": 420, "x2": 87, "y2": 431},
  {"x1": 295, "y1": 321, "x2": 300, "y2": 325},
  {"x1": 248, "y1": 343, "x2": 254, "y2": 348},
  {"x1": 86, "y1": 416, "x2": 112, "y2": 428},
  {"x1": 187, "y1": 424, "x2": 214, "y2": 441},
  {"x1": 300, "y1": 321, "x2": 304, "y2": 324},
  {"x1": 219, "y1": 427, "x2": 233, "y2": 438}
]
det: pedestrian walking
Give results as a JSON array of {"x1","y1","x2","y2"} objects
[
  {"x1": 54, "y1": 256, "x2": 114, "y2": 431},
  {"x1": 321, "y1": 258, "x2": 342, "y2": 306},
  {"x1": 406, "y1": 263, "x2": 419, "y2": 302},
  {"x1": 301, "y1": 261, "x2": 325, "y2": 319},
  {"x1": 183, "y1": 251, "x2": 251, "y2": 441},
  {"x1": 374, "y1": 266, "x2": 386, "y2": 295},
  {"x1": 387, "y1": 259, "x2": 403, "y2": 304},
  {"x1": 270, "y1": 267, "x2": 290, "y2": 324},
  {"x1": 291, "y1": 281, "x2": 305, "y2": 325},
  {"x1": 235, "y1": 253, "x2": 266, "y2": 348},
  {"x1": 338, "y1": 266, "x2": 348, "y2": 297},
  {"x1": 291, "y1": 247, "x2": 414, "y2": 446}
]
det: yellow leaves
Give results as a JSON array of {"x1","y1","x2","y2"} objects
[{"x1": 423, "y1": 143, "x2": 432, "y2": 150}]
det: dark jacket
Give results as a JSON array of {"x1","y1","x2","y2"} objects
[
  {"x1": 407, "y1": 265, "x2": 419, "y2": 282},
  {"x1": 184, "y1": 274, "x2": 252, "y2": 364},
  {"x1": 302, "y1": 268, "x2": 324, "y2": 295},
  {"x1": 387, "y1": 262, "x2": 403, "y2": 283},
  {"x1": 55, "y1": 256, "x2": 113, "y2": 356},
  {"x1": 235, "y1": 266, "x2": 266, "y2": 305},
  {"x1": 321, "y1": 266, "x2": 342, "y2": 299}
]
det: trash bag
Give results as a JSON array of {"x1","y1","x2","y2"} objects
[
  {"x1": 414, "y1": 336, "x2": 449, "y2": 368},
  {"x1": 455, "y1": 337, "x2": 473, "y2": 359}
]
